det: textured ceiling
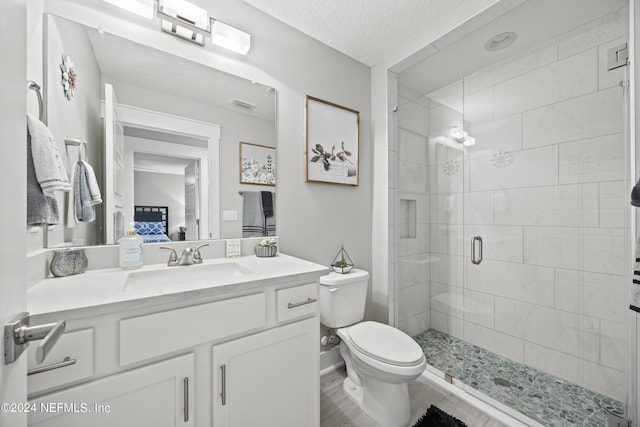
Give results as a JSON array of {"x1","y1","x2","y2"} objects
[{"x1": 241, "y1": 0, "x2": 480, "y2": 66}]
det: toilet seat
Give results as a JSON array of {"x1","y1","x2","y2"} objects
[{"x1": 345, "y1": 321, "x2": 424, "y2": 367}]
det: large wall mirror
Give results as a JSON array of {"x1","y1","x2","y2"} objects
[{"x1": 38, "y1": 14, "x2": 276, "y2": 248}]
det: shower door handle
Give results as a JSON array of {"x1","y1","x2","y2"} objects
[{"x1": 471, "y1": 235, "x2": 483, "y2": 265}]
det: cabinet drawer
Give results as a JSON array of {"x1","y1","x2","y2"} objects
[
  {"x1": 120, "y1": 293, "x2": 266, "y2": 365},
  {"x1": 27, "y1": 328, "x2": 94, "y2": 395},
  {"x1": 29, "y1": 353, "x2": 194, "y2": 426},
  {"x1": 276, "y1": 283, "x2": 318, "y2": 322}
]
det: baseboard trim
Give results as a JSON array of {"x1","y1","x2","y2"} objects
[{"x1": 320, "y1": 346, "x2": 343, "y2": 375}]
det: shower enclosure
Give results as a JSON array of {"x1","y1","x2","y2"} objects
[{"x1": 388, "y1": 1, "x2": 633, "y2": 425}]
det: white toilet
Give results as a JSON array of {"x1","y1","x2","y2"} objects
[{"x1": 319, "y1": 269, "x2": 426, "y2": 427}]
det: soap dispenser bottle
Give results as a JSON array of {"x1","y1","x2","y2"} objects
[{"x1": 119, "y1": 223, "x2": 143, "y2": 269}]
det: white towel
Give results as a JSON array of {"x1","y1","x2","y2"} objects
[
  {"x1": 67, "y1": 160, "x2": 100, "y2": 227},
  {"x1": 66, "y1": 162, "x2": 79, "y2": 228},
  {"x1": 27, "y1": 114, "x2": 71, "y2": 196},
  {"x1": 81, "y1": 161, "x2": 102, "y2": 205},
  {"x1": 76, "y1": 162, "x2": 95, "y2": 222},
  {"x1": 27, "y1": 129, "x2": 59, "y2": 225}
]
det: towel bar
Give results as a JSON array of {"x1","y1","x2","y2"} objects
[{"x1": 65, "y1": 138, "x2": 88, "y2": 161}]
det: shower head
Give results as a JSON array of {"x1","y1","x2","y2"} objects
[{"x1": 485, "y1": 31, "x2": 517, "y2": 51}]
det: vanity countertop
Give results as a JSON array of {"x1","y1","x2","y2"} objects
[{"x1": 28, "y1": 253, "x2": 328, "y2": 319}]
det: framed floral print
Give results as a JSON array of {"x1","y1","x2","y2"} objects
[
  {"x1": 305, "y1": 95, "x2": 359, "y2": 186},
  {"x1": 240, "y1": 142, "x2": 276, "y2": 186}
]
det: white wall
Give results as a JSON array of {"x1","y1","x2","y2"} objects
[{"x1": 0, "y1": 0, "x2": 28, "y2": 418}]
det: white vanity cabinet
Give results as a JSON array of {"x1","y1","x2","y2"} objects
[
  {"x1": 212, "y1": 317, "x2": 319, "y2": 427},
  {"x1": 26, "y1": 266, "x2": 322, "y2": 427},
  {"x1": 28, "y1": 353, "x2": 194, "y2": 427}
]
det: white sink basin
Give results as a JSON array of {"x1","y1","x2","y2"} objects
[{"x1": 124, "y1": 261, "x2": 254, "y2": 291}]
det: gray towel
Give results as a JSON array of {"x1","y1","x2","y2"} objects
[
  {"x1": 631, "y1": 178, "x2": 640, "y2": 207},
  {"x1": 27, "y1": 129, "x2": 59, "y2": 225},
  {"x1": 243, "y1": 191, "x2": 265, "y2": 237},
  {"x1": 74, "y1": 161, "x2": 95, "y2": 222},
  {"x1": 266, "y1": 193, "x2": 276, "y2": 236},
  {"x1": 242, "y1": 191, "x2": 276, "y2": 237}
]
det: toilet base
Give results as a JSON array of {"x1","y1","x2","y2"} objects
[{"x1": 342, "y1": 375, "x2": 411, "y2": 427}]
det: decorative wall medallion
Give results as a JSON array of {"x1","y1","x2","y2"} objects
[
  {"x1": 492, "y1": 151, "x2": 513, "y2": 168},
  {"x1": 60, "y1": 54, "x2": 77, "y2": 100},
  {"x1": 443, "y1": 160, "x2": 459, "y2": 175}
]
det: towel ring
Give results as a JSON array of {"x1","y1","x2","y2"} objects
[
  {"x1": 27, "y1": 81, "x2": 44, "y2": 122},
  {"x1": 64, "y1": 138, "x2": 87, "y2": 162}
]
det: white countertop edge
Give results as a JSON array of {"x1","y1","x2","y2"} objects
[{"x1": 28, "y1": 253, "x2": 329, "y2": 320}]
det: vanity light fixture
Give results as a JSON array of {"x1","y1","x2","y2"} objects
[
  {"x1": 158, "y1": 0, "x2": 210, "y2": 46},
  {"x1": 103, "y1": 0, "x2": 252, "y2": 54},
  {"x1": 102, "y1": 0, "x2": 155, "y2": 20},
  {"x1": 211, "y1": 19, "x2": 251, "y2": 55},
  {"x1": 448, "y1": 125, "x2": 476, "y2": 147}
]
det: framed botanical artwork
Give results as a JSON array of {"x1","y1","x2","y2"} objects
[
  {"x1": 305, "y1": 95, "x2": 359, "y2": 186},
  {"x1": 240, "y1": 142, "x2": 276, "y2": 186}
]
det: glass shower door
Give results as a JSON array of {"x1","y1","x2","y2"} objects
[
  {"x1": 420, "y1": 80, "x2": 467, "y2": 382},
  {"x1": 460, "y1": 27, "x2": 631, "y2": 425},
  {"x1": 390, "y1": 77, "x2": 467, "y2": 387}
]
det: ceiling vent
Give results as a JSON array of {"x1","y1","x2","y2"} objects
[{"x1": 230, "y1": 98, "x2": 256, "y2": 111}]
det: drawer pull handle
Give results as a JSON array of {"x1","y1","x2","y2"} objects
[
  {"x1": 183, "y1": 377, "x2": 189, "y2": 422},
  {"x1": 27, "y1": 356, "x2": 76, "y2": 376},
  {"x1": 220, "y1": 364, "x2": 227, "y2": 406},
  {"x1": 287, "y1": 298, "x2": 317, "y2": 309}
]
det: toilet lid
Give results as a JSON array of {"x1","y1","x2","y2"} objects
[{"x1": 347, "y1": 322, "x2": 424, "y2": 367}]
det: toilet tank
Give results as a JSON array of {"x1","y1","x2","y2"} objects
[{"x1": 319, "y1": 269, "x2": 369, "y2": 328}]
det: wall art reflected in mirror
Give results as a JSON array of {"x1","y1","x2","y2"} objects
[{"x1": 36, "y1": 14, "x2": 276, "y2": 249}]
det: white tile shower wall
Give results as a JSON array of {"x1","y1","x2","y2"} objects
[{"x1": 424, "y1": 8, "x2": 629, "y2": 400}]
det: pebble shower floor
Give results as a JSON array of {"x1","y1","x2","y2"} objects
[{"x1": 413, "y1": 329, "x2": 625, "y2": 426}]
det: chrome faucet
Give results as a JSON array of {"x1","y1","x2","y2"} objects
[{"x1": 160, "y1": 244, "x2": 209, "y2": 266}]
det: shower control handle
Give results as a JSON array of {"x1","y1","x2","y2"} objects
[{"x1": 471, "y1": 235, "x2": 483, "y2": 265}]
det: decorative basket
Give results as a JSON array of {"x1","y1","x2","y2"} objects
[
  {"x1": 50, "y1": 248, "x2": 88, "y2": 277},
  {"x1": 255, "y1": 245, "x2": 277, "y2": 257}
]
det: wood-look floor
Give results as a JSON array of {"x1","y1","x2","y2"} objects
[{"x1": 320, "y1": 366, "x2": 509, "y2": 427}]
